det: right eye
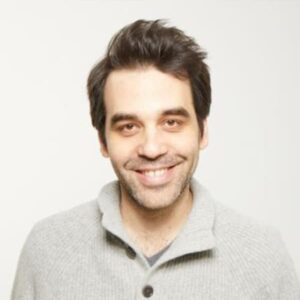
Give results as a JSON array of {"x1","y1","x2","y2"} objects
[{"x1": 118, "y1": 123, "x2": 139, "y2": 136}]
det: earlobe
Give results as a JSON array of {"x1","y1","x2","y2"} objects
[
  {"x1": 98, "y1": 132, "x2": 109, "y2": 158},
  {"x1": 199, "y1": 119, "x2": 208, "y2": 150},
  {"x1": 100, "y1": 146, "x2": 109, "y2": 158}
]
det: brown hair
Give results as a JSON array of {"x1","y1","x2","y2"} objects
[{"x1": 87, "y1": 19, "x2": 211, "y2": 146}]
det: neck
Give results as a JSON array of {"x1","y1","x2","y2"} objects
[{"x1": 120, "y1": 184, "x2": 193, "y2": 256}]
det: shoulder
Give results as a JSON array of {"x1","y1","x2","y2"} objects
[
  {"x1": 214, "y1": 201, "x2": 285, "y2": 259},
  {"x1": 23, "y1": 200, "x2": 103, "y2": 263},
  {"x1": 214, "y1": 201, "x2": 279, "y2": 241},
  {"x1": 192, "y1": 180, "x2": 284, "y2": 260},
  {"x1": 213, "y1": 201, "x2": 300, "y2": 296},
  {"x1": 36, "y1": 199, "x2": 101, "y2": 228},
  {"x1": 213, "y1": 201, "x2": 297, "y2": 288},
  {"x1": 13, "y1": 200, "x2": 105, "y2": 290}
]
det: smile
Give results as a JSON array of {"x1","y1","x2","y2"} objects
[
  {"x1": 134, "y1": 165, "x2": 178, "y2": 187},
  {"x1": 140, "y1": 168, "x2": 169, "y2": 178}
]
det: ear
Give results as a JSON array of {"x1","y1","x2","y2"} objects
[
  {"x1": 199, "y1": 119, "x2": 208, "y2": 150},
  {"x1": 98, "y1": 132, "x2": 109, "y2": 158}
]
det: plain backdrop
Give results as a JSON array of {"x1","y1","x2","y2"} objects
[{"x1": 1, "y1": 0, "x2": 299, "y2": 298}]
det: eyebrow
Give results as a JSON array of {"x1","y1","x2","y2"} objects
[
  {"x1": 110, "y1": 113, "x2": 139, "y2": 127},
  {"x1": 161, "y1": 107, "x2": 190, "y2": 118},
  {"x1": 110, "y1": 107, "x2": 191, "y2": 127}
]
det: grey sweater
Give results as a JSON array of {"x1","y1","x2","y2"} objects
[{"x1": 11, "y1": 179, "x2": 300, "y2": 299}]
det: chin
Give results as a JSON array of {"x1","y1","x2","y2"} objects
[
  {"x1": 128, "y1": 183, "x2": 187, "y2": 211},
  {"x1": 116, "y1": 165, "x2": 193, "y2": 210},
  {"x1": 135, "y1": 197, "x2": 176, "y2": 211}
]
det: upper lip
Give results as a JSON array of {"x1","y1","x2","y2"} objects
[{"x1": 134, "y1": 163, "x2": 179, "y2": 172}]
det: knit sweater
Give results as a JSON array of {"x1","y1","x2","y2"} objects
[{"x1": 11, "y1": 179, "x2": 300, "y2": 299}]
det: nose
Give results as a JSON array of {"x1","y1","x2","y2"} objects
[{"x1": 137, "y1": 128, "x2": 168, "y2": 159}]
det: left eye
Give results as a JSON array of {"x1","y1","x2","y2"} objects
[{"x1": 165, "y1": 119, "x2": 179, "y2": 127}]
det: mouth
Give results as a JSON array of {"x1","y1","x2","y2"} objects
[
  {"x1": 137, "y1": 166, "x2": 173, "y2": 176},
  {"x1": 134, "y1": 164, "x2": 178, "y2": 187}
]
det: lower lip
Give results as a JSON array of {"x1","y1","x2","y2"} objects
[{"x1": 135, "y1": 166, "x2": 177, "y2": 187}]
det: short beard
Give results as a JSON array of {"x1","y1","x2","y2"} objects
[{"x1": 115, "y1": 166, "x2": 192, "y2": 212}]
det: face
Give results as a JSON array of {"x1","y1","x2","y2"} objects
[{"x1": 101, "y1": 66, "x2": 208, "y2": 210}]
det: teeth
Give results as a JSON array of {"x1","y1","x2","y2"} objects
[{"x1": 142, "y1": 168, "x2": 167, "y2": 177}]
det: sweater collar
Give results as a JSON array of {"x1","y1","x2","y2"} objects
[{"x1": 96, "y1": 178, "x2": 216, "y2": 262}]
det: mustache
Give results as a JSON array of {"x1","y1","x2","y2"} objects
[{"x1": 124, "y1": 155, "x2": 185, "y2": 171}]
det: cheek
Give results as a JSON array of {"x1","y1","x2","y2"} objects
[
  {"x1": 176, "y1": 143, "x2": 199, "y2": 157},
  {"x1": 106, "y1": 137, "x2": 135, "y2": 163},
  {"x1": 171, "y1": 132, "x2": 200, "y2": 153}
]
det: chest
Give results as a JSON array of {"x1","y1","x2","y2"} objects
[{"x1": 40, "y1": 246, "x2": 262, "y2": 300}]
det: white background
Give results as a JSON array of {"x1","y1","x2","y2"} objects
[{"x1": 1, "y1": 0, "x2": 299, "y2": 298}]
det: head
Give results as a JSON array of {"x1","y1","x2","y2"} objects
[{"x1": 87, "y1": 19, "x2": 211, "y2": 210}]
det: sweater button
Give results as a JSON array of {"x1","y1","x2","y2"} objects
[
  {"x1": 142, "y1": 285, "x2": 154, "y2": 298},
  {"x1": 126, "y1": 246, "x2": 136, "y2": 259}
]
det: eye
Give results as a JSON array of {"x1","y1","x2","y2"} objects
[
  {"x1": 123, "y1": 124, "x2": 135, "y2": 130},
  {"x1": 166, "y1": 120, "x2": 177, "y2": 126},
  {"x1": 164, "y1": 119, "x2": 182, "y2": 129},
  {"x1": 118, "y1": 123, "x2": 139, "y2": 136}
]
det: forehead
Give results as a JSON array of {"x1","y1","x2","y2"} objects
[{"x1": 103, "y1": 67, "x2": 195, "y2": 118}]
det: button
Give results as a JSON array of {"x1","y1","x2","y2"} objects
[
  {"x1": 126, "y1": 246, "x2": 136, "y2": 259},
  {"x1": 142, "y1": 285, "x2": 154, "y2": 298}
]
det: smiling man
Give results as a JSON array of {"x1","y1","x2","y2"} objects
[
  {"x1": 12, "y1": 20, "x2": 299, "y2": 299},
  {"x1": 101, "y1": 66, "x2": 206, "y2": 257}
]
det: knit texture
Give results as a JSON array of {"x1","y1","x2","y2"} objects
[{"x1": 11, "y1": 179, "x2": 300, "y2": 299}]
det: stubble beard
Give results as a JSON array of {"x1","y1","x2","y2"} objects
[{"x1": 111, "y1": 156, "x2": 198, "y2": 211}]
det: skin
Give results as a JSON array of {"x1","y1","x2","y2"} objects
[{"x1": 100, "y1": 66, "x2": 208, "y2": 256}]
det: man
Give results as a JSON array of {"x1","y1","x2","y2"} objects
[{"x1": 12, "y1": 19, "x2": 299, "y2": 299}]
